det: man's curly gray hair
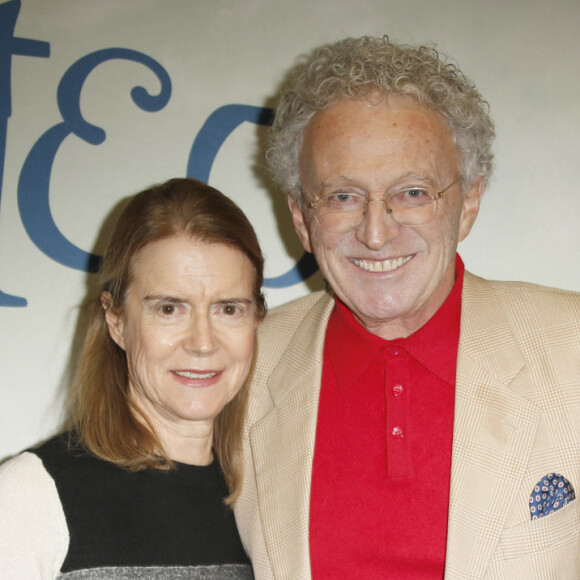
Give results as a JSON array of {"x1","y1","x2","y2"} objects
[{"x1": 267, "y1": 36, "x2": 495, "y2": 203}]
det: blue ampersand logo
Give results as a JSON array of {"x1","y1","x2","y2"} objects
[
  {"x1": 0, "y1": 0, "x2": 318, "y2": 307},
  {"x1": 17, "y1": 48, "x2": 172, "y2": 274},
  {"x1": 187, "y1": 104, "x2": 318, "y2": 288}
]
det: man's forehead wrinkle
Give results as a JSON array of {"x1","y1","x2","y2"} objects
[{"x1": 321, "y1": 175, "x2": 356, "y2": 186}]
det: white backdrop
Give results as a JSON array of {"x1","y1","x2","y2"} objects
[{"x1": 1, "y1": 0, "x2": 579, "y2": 461}]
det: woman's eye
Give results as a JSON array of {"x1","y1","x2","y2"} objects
[
  {"x1": 224, "y1": 304, "x2": 246, "y2": 316},
  {"x1": 160, "y1": 304, "x2": 176, "y2": 315}
]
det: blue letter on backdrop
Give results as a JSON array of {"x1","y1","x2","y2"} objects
[
  {"x1": 0, "y1": 0, "x2": 50, "y2": 306},
  {"x1": 17, "y1": 48, "x2": 171, "y2": 274},
  {"x1": 187, "y1": 104, "x2": 318, "y2": 287}
]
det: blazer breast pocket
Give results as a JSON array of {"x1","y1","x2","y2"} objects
[{"x1": 499, "y1": 497, "x2": 580, "y2": 560}]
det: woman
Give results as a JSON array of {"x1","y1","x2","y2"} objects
[{"x1": 0, "y1": 178, "x2": 265, "y2": 578}]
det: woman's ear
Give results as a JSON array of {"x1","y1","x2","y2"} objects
[{"x1": 101, "y1": 291, "x2": 125, "y2": 350}]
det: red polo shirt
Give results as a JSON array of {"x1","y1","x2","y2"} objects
[{"x1": 309, "y1": 256, "x2": 464, "y2": 578}]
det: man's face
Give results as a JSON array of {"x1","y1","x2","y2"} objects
[{"x1": 291, "y1": 94, "x2": 483, "y2": 339}]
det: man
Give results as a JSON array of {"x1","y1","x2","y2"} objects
[{"x1": 235, "y1": 36, "x2": 580, "y2": 579}]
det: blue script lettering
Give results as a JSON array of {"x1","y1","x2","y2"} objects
[
  {"x1": 1, "y1": 2, "x2": 317, "y2": 307},
  {"x1": 187, "y1": 104, "x2": 318, "y2": 288},
  {"x1": 18, "y1": 48, "x2": 172, "y2": 274},
  {"x1": 0, "y1": 0, "x2": 49, "y2": 306}
]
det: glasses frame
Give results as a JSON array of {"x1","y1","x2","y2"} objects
[{"x1": 307, "y1": 177, "x2": 462, "y2": 233}]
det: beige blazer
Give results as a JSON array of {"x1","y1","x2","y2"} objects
[{"x1": 235, "y1": 272, "x2": 580, "y2": 579}]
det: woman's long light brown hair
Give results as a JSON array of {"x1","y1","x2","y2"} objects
[{"x1": 66, "y1": 178, "x2": 265, "y2": 503}]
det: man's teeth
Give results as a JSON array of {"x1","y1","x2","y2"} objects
[
  {"x1": 353, "y1": 255, "x2": 412, "y2": 272},
  {"x1": 175, "y1": 371, "x2": 217, "y2": 379}
]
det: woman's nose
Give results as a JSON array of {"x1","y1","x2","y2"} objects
[{"x1": 182, "y1": 314, "x2": 216, "y2": 354}]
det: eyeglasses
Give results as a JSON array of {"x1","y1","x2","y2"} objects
[{"x1": 307, "y1": 178, "x2": 461, "y2": 233}]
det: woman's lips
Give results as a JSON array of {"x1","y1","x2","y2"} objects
[{"x1": 171, "y1": 369, "x2": 222, "y2": 386}]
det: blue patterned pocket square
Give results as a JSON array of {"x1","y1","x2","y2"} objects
[{"x1": 529, "y1": 473, "x2": 575, "y2": 520}]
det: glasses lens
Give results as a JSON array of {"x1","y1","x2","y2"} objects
[
  {"x1": 315, "y1": 194, "x2": 366, "y2": 232},
  {"x1": 391, "y1": 202, "x2": 437, "y2": 227},
  {"x1": 314, "y1": 192, "x2": 439, "y2": 232},
  {"x1": 318, "y1": 208, "x2": 364, "y2": 232}
]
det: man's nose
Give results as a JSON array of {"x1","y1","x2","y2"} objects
[
  {"x1": 182, "y1": 314, "x2": 216, "y2": 354},
  {"x1": 355, "y1": 198, "x2": 401, "y2": 250}
]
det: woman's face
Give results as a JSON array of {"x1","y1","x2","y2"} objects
[{"x1": 105, "y1": 235, "x2": 258, "y2": 438}]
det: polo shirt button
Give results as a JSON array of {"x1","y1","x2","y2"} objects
[
  {"x1": 387, "y1": 346, "x2": 400, "y2": 357},
  {"x1": 393, "y1": 384, "x2": 404, "y2": 396},
  {"x1": 391, "y1": 426, "x2": 404, "y2": 438}
]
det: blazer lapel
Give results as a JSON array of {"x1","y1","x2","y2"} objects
[
  {"x1": 445, "y1": 273, "x2": 542, "y2": 579},
  {"x1": 249, "y1": 293, "x2": 335, "y2": 579}
]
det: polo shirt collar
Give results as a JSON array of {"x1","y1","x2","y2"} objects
[{"x1": 326, "y1": 255, "x2": 465, "y2": 391}]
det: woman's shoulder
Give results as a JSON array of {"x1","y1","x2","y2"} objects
[
  {"x1": 0, "y1": 438, "x2": 70, "y2": 519},
  {"x1": 0, "y1": 449, "x2": 69, "y2": 577},
  {"x1": 28, "y1": 431, "x2": 84, "y2": 464},
  {"x1": 27, "y1": 431, "x2": 120, "y2": 484},
  {"x1": 0, "y1": 449, "x2": 50, "y2": 486}
]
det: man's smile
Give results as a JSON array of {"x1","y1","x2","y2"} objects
[{"x1": 352, "y1": 254, "x2": 413, "y2": 273}]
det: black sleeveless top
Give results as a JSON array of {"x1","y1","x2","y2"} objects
[{"x1": 30, "y1": 432, "x2": 253, "y2": 579}]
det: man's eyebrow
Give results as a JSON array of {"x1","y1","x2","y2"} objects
[{"x1": 319, "y1": 173, "x2": 436, "y2": 187}]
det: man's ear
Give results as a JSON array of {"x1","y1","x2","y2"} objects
[
  {"x1": 288, "y1": 194, "x2": 313, "y2": 253},
  {"x1": 458, "y1": 176, "x2": 485, "y2": 242},
  {"x1": 101, "y1": 291, "x2": 125, "y2": 350}
]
